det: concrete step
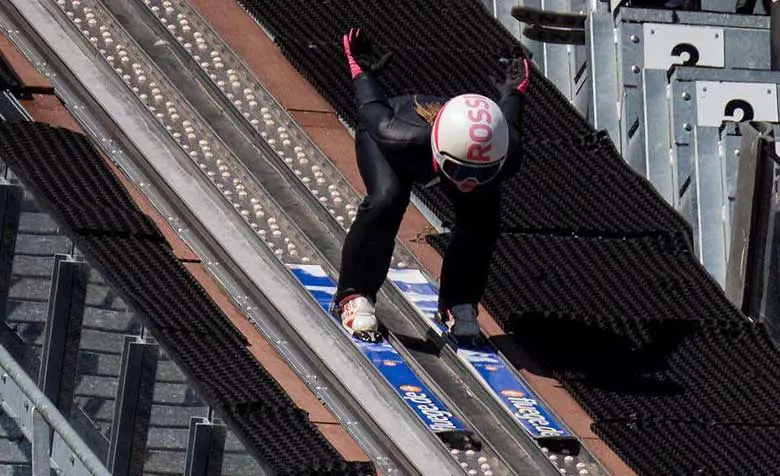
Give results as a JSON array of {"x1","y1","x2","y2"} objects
[
  {"x1": 5, "y1": 299, "x2": 47, "y2": 324},
  {"x1": 0, "y1": 465, "x2": 31, "y2": 476},
  {"x1": 76, "y1": 351, "x2": 191, "y2": 383},
  {"x1": 12, "y1": 234, "x2": 71, "y2": 257},
  {"x1": 143, "y1": 447, "x2": 263, "y2": 475},
  {"x1": 146, "y1": 426, "x2": 266, "y2": 453},
  {"x1": 17, "y1": 212, "x2": 59, "y2": 235},
  {"x1": 9, "y1": 254, "x2": 53, "y2": 279},
  {"x1": 75, "y1": 375, "x2": 204, "y2": 407},
  {"x1": 82, "y1": 307, "x2": 138, "y2": 333},
  {"x1": 79, "y1": 328, "x2": 134, "y2": 355},
  {"x1": 221, "y1": 450, "x2": 264, "y2": 476},
  {"x1": 73, "y1": 397, "x2": 208, "y2": 429},
  {"x1": 84, "y1": 283, "x2": 127, "y2": 312},
  {"x1": 8, "y1": 276, "x2": 50, "y2": 303},
  {"x1": 0, "y1": 411, "x2": 30, "y2": 466}
]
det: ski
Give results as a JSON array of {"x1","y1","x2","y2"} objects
[
  {"x1": 511, "y1": 5, "x2": 587, "y2": 29},
  {"x1": 288, "y1": 264, "x2": 480, "y2": 451},
  {"x1": 387, "y1": 268, "x2": 580, "y2": 452},
  {"x1": 523, "y1": 25, "x2": 586, "y2": 46}
]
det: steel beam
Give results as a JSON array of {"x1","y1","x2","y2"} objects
[
  {"x1": 184, "y1": 416, "x2": 227, "y2": 476},
  {"x1": 38, "y1": 254, "x2": 87, "y2": 420},
  {"x1": 0, "y1": 180, "x2": 22, "y2": 324},
  {"x1": 586, "y1": 1, "x2": 622, "y2": 146},
  {"x1": 107, "y1": 336, "x2": 159, "y2": 476}
]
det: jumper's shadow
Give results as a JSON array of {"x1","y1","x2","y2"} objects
[
  {"x1": 393, "y1": 331, "x2": 442, "y2": 356},
  {"x1": 491, "y1": 311, "x2": 696, "y2": 397}
]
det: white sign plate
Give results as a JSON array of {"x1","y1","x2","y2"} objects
[
  {"x1": 695, "y1": 81, "x2": 778, "y2": 128},
  {"x1": 643, "y1": 23, "x2": 725, "y2": 70}
]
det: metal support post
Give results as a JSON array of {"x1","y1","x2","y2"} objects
[
  {"x1": 184, "y1": 415, "x2": 227, "y2": 476},
  {"x1": 745, "y1": 125, "x2": 775, "y2": 319},
  {"x1": 693, "y1": 126, "x2": 730, "y2": 286},
  {"x1": 725, "y1": 123, "x2": 771, "y2": 310},
  {"x1": 758, "y1": 128, "x2": 780, "y2": 345},
  {"x1": 542, "y1": 0, "x2": 579, "y2": 100},
  {"x1": 31, "y1": 408, "x2": 50, "y2": 476},
  {"x1": 642, "y1": 69, "x2": 676, "y2": 206},
  {"x1": 736, "y1": 124, "x2": 777, "y2": 329},
  {"x1": 0, "y1": 180, "x2": 22, "y2": 324},
  {"x1": 586, "y1": 1, "x2": 622, "y2": 147},
  {"x1": 107, "y1": 336, "x2": 159, "y2": 476},
  {"x1": 38, "y1": 254, "x2": 87, "y2": 420}
]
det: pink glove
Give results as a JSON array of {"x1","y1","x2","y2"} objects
[
  {"x1": 516, "y1": 57, "x2": 530, "y2": 94},
  {"x1": 342, "y1": 27, "x2": 392, "y2": 80},
  {"x1": 342, "y1": 28, "x2": 363, "y2": 79},
  {"x1": 491, "y1": 48, "x2": 531, "y2": 97}
]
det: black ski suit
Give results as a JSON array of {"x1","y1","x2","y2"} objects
[{"x1": 335, "y1": 72, "x2": 525, "y2": 312}]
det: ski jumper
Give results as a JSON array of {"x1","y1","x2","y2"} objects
[{"x1": 334, "y1": 71, "x2": 526, "y2": 313}]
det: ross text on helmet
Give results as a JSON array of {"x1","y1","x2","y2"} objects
[{"x1": 464, "y1": 96, "x2": 493, "y2": 163}]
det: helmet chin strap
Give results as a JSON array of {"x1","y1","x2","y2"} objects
[{"x1": 423, "y1": 177, "x2": 441, "y2": 189}]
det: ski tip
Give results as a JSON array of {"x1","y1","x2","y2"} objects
[
  {"x1": 352, "y1": 329, "x2": 384, "y2": 343},
  {"x1": 436, "y1": 429, "x2": 483, "y2": 452}
]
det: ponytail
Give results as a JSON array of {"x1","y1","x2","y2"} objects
[{"x1": 413, "y1": 96, "x2": 444, "y2": 126}]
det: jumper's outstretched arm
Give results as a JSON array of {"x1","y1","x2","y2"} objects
[
  {"x1": 353, "y1": 73, "x2": 430, "y2": 152},
  {"x1": 494, "y1": 55, "x2": 531, "y2": 179},
  {"x1": 342, "y1": 27, "x2": 429, "y2": 152}
]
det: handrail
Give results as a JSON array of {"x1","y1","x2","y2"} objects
[{"x1": 0, "y1": 343, "x2": 112, "y2": 476}]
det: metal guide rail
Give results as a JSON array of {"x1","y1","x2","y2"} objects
[
  {"x1": 133, "y1": 1, "x2": 610, "y2": 475},
  {"x1": 28, "y1": 0, "x2": 505, "y2": 474}
]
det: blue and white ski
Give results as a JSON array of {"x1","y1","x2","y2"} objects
[
  {"x1": 288, "y1": 264, "x2": 479, "y2": 450},
  {"x1": 387, "y1": 268, "x2": 578, "y2": 451}
]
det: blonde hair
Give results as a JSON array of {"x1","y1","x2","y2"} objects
[{"x1": 414, "y1": 96, "x2": 444, "y2": 126}]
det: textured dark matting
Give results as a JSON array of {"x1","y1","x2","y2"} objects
[
  {"x1": 496, "y1": 133, "x2": 691, "y2": 234},
  {"x1": 594, "y1": 419, "x2": 780, "y2": 476},
  {"x1": 0, "y1": 122, "x2": 375, "y2": 476},
  {"x1": 429, "y1": 232, "x2": 742, "y2": 328},
  {"x1": 512, "y1": 311, "x2": 780, "y2": 425},
  {"x1": 233, "y1": 0, "x2": 780, "y2": 472},
  {"x1": 0, "y1": 125, "x2": 163, "y2": 239}
]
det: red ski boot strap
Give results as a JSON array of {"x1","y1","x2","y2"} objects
[{"x1": 335, "y1": 293, "x2": 361, "y2": 314}]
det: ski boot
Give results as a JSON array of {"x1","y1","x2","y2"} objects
[
  {"x1": 331, "y1": 294, "x2": 383, "y2": 343},
  {"x1": 437, "y1": 304, "x2": 484, "y2": 348}
]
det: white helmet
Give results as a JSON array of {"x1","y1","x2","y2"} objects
[{"x1": 431, "y1": 94, "x2": 509, "y2": 192}]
